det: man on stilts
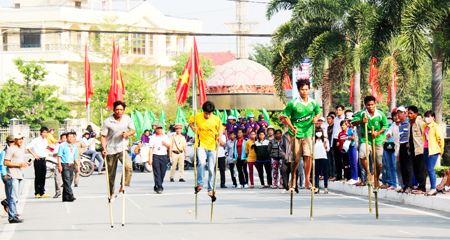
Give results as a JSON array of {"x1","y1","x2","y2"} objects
[
  {"x1": 101, "y1": 101, "x2": 135, "y2": 200},
  {"x1": 188, "y1": 101, "x2": 223, "y2": 198},
  {"x1": 279, "y1": 80, "x2": 321, "y2": 192}
]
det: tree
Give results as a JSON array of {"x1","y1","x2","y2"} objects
[
  {"x1": 249, "y1": 43, "x2": 275, "y2": 70},
  {"x1": 13, "y1": 58, "x2": 48, "y2": 94}
]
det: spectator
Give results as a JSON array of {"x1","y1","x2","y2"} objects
[
  {"x1": 217, "y1": 132, "x2": 227, "y2": 188},
  {"x1": 246, "y1": 114, "x2": 259, "y2": 139},
  {"x1": 266, "y1": 126, "x2": 275, "y2": 141},
  {"x1": 57, "y1": 132, "x2": 78, "y2": 202},
  {"x1": 225, "y1": 131, "x2": 238, "y2": 188},
  {"x1": 408, "y1": 106, "x2": 427, "y2": 194},
  {"x1": 52, "y1": 133, "x2": 67, "y2": 198},
  {"x1": 257, "y1": 114, "x2": 269, "y2": 133},
  {"x1": 141, "y1": 130, "x2": 151, "y2": 144},
  {"x1": 337, "y1": 121, "x2": 350, "y2": 182},
  {"x1": 332, "y1": 105, "x2": 346, "y2": 181},
  {"x1": 47, "y1": 128, "x2": 58, "y2": 148},
  {"x1": 81, "y1": 132, "x2": 104, "y2": 175},
  {"x1": 345, "y1": 119, "x2": 358, "y2": 185},
  {"x1": 314, "y1": 127, "x2": 330, "y2": 194},
  {"x1": 254, "y1": 130, "x2": 272, "y2": 188},
  {"x1": 26, "y1": 127, "x2": 51, "y2": 198},
  {"x1": 326, "y1": 115, "x2": 336, "y2": 181},
  {"x1": 385, "y1": 111, "x2": 400, "y2": 190},
  {"x1": 0, "y1": 135, "x2": 15, "y2": 213},
  {"x1": 270, "y1": 129, "x2": 283, "y2": 189},
  {"x1": 234, "y1": 129, "x2": 249, "y2": 189},
  {"x1": 245, "y1": 131, "x2": 259, "y2": 189}
]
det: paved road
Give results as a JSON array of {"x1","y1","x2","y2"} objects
[{"x1": 1, "y1": 159, "x2": 449, "y2": 240}]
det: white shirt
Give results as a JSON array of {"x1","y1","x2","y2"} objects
[
  {"x1": 82, "y1": 137, "x2": 100, "y2": 151},
  {"x1": 150, "y1": 134, "x2": 170, "y2": 156},
  {"x1": 332, "y1": 114, "x2": 345, "y2": 144},
  {"x1": 26, "y1": 136, "x2": 48, "y2": 158},
  {"x1": 218, "y1": 135, "x2": 227, "y2": 158},
  {"x1": 386, "y1": 123, "x2": 400, "y2": 157},
  {"x1": 314, "y1": 138, "x2": 330, "y2": 159},
  {"x1": 53, "y1": 143, "x2": 61, "y2": 154}
]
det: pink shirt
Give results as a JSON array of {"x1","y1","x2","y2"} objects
[{"x1": 424, "y1": 127, "x2": 429, "y2": 148}]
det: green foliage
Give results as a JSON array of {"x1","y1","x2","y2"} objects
[
  {"x1": 13, "y1": 58, "x2": 48, "y2": 93},
  {"x1": 435, "y1": 166, "x2": 449, "y2": 178},
  {"x1": 0, "y1": 80, "x2": 71, "y2": 128},
  {"x1": 249, "y1": 43, "x2": 275, "y2": 71}
]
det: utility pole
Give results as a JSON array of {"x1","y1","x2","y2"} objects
[{"x1": 224, "y1": 0, "x2": 259, "y2": 59}]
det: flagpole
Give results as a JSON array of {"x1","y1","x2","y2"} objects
[
  {"x1": 87, "y1": 103, "x2": 90, "y2": 125},
  {"x1": 192, "y1": 35, "x2": 199, "y2": 219}
]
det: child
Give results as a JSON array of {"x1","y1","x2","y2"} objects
[
  {"x1": 245, "y1": 131, "x2": 259, "y2": 188},
  {"x1": 314, "y1": 127, "x2": 330, "y2": 194},
  {"x1": 226, "y1": 131, "x2": 238, "y2": 188},
  {"x1": 254, "y1": 130, "x2": 272, "y2": 188},
  {"x1": 234, "y1": 129, "x2": 249, "y2": 189},
  {"x1": 337, "y1": 121, "x2": 350, "y2": 182},
  {"x1": 345, "y1": 119, "x2": 359, "y2": 185},
  {"x1": 279, "y1": 126, "x2": 293, "y2": 193},
  {"x1": 270, "y1": 129, "x2": 284, "y2": 189}
]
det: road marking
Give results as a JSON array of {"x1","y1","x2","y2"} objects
[
  {"x1": 331, "y1": 192, "x2": 450, "y2": 220},
  {"x1": 337, "y1": 215, "x2": 347, "y2": 218},
  {"x1": 399, "y1": 230, "x2": 415, "y2": 236},
  {"x1": 0, "y1": 180, "x2": 31, "y2": 240},
  {"x1": 72, "y1": 225, "x2": 75, "y2": 230},
  {"x1": 289, "y1": 233, "x2": 302, "y2": 238},
  {"x1": 127, "y1": 197, "x2": 142, "y2": 209},
  {"x1": 157, "y1": 221, "x2": 163, "y2": 226},
  {"x1": 65, "y1": 202, "x2": 70, "y2": 213}
]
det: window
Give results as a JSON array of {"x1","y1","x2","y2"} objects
[
  {"x1": 165, "y1": 36, "x2": 171, "y2": 56},
  {"x1": 15, "y1": 3, "x2": 20, "y2": 8},
  {"x1": 20, "y1": 29, "x2": 41, "y2": 48},
  {"x1": 131, "y1": 33, "x2": 145, "y2": 55},
  {"x1": 149, "y1": 35, "x2": 153, "y2": 55},
  {"x1": 75, "y1": 1, "x2": 82, "y2": 8}
]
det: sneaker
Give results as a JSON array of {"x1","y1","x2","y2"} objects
[
  {"x1": 1, "y1": 199, "x2": 8, "y2": 213},
  {"x1": 179, "y1": 179, "x2": 186, "y2": 182},
  {"x1": 281, "y1": 189, "x2": 286, "y2": 194},
  {"x1": 35, "y1": 194, "x2": 41, "y2": 198},
  {"x1": 271, "y1": 185, "x2": 277, "y2": 189},
  {"x1": 9, "y1": 216, "x2": 24, "y2": 224},
  {"x1": 259, "y1": 186, "x2": 265, "y2": 189},
  {"x1": 324, "y1": 188, "x2": 329, "y2": 194},
  {"x1": 170, "y1": 178, "x2": 174, "y2": 182},
  {"x1": 244, "y1": 184, "x2": 249, "y2": 189},
  {"x1": 40, "y1": 194, "x2": 51, "y2": 198},
  {"x1": 300, "y1": 185, "x2": 305, "y2": 189},
  {"x1": 220, "y1": 185, "x2": 227, "y2": 188},
  {"x1": 231, "y1": 185, "x2": 237, "y2": 188},
  {"x1": 157, "y1": 191, "x2": 162, "y2": 194},
  {"x1": 53, "y1": 193, "x2": 61, "y2": 198},
  {"x1": 74, "y1": 184, "x2": 78, "y2": 187},
  {"x1": 237, "y1": 185, "x2": 243, "y2": 189},
  {"x1": 278, "y1": 185, "x2": 283, "y2": 189},
  {"x1": 347, "y1": 179, "x2": 358, "y2": 185}
]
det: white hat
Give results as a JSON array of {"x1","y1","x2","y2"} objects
[
  {"x1": 318, "y1": 117, "x2": 325, "y2": 122},
  {"x1": 14, "y1": 132, "x2": 24, "y2": 139},
  {"x1": 397, "y1": 106, "x2": 407, "y2": 113},
  {"x1": 228, "y1": 116, "x2": 236, "y2": 120}
]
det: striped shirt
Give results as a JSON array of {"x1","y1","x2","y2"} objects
[{"x1": 399, "y1": 121, "x2": 409, "y2": 144}]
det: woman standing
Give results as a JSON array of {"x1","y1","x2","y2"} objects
[
  {"x1": 254, "y1": 130, "x2": 272, "y2": 188},
  {"x1": 314, "y1": 127, "x2": 330, "y2": 194},
  {"x1": 422, "y1": 111, "x2": 445, "y2": 196},
  {"x1": 245, "y1": 131, "x2": 259, "y2": 188},
  {"x1": 234, "y1": 129, "x2": 249, "y2": 189}
]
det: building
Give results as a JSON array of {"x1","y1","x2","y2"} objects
[
  {"x1": 0, "y1": 0, "x2": 202, "y2": 102},
  {"x1": 200, "y1": 51, "x2": 236, "y2": 67}
]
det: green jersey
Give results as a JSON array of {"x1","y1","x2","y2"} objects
[
  {"x1": 352, "y1": 109, "x2": 388, "y2": 145},
  {"x1": 281, "y1": 97, "x2": 320, "y2": 138}
]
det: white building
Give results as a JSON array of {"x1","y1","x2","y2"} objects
[{"x1": 0, "y1": 0, "x2": 202, "y2": 102}]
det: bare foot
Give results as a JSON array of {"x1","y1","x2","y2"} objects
[
  {"x1": 289, "y1": 188, "x2": 295, "y2": 193},
  {"x1": 197, "y1": 185, "x2": 203, "y2": 192},
  {"x1": 119, "y1": 186, "x2": 124, "y2": 193},
  {"x1": 208, "y1": 191, "x2": 214, "y2": 197}
]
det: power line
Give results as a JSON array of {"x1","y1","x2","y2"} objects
[{"x1": 3, "y1": 27, "x2": 273, "y2": 37}]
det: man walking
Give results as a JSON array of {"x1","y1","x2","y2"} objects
[
  {"x1": 280, "y1": 79, "x2": 321, "y2": 190},
  {"x1": 26, "y1": 127, "x2": 51, "y2": 198},
  {"x1": 101, "y1": 101, "x2": 135, "y2": 200},
  {"x1": 169, "y1": 124, "x2": 187, "y2": 183},
  {"x1": 189, "y1": 101, "x2": 224, "y2": 197},
  {"x1": 407, "y1": 106, "x2": 427, "y2": 194},
  {"x1": 1, "y1": 135, "x2": 15, "y2": 213},
  {"x1": 57, "y1": 132, "x2": 78, "y2": 202},
  {"x1": 352, "y1": 96, "x2": 388, "y2": 188},
  {"x1": 4, "y1": 133, "x2": 31, "y2": 223},
  {"x1": 149, "y1": 124, "x2": 170, "y2": 194}
]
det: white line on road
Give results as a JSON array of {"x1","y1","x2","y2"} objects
[
  {"x1": 337, "y1": 215, "x2": 347, "y2": 218},
  {"x1": 399, "y1": 230, "x2": 415, "y2": 236},
  {"x1": 0, "y1": 180, "x2": 31, "y2": 240},
  {"x1": 65, "y1": 202, "x2": 70, "y2": 213},
  {"x1": 157, "y1": 221, "x2": 163, "y2": 226},
  {"x1": 127, "y1": 197, "x2": 142, "y2": 209},
  {"x1": 289, "y1": 233, "x2": 302, "y2": 238},
  {"x1": 72, "y1": 225, "x2": 75, "y2": 230}
]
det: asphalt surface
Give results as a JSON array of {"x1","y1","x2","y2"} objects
[{"x1": 1, "y1": 157, "x2": 449, "y2": 240}]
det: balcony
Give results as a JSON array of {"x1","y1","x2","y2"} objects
[{"x1": 1, "y1": 44, "x2": 86, "y2": 52}]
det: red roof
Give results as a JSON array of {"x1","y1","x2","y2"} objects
[{"x1": 200, "y1": 51, "x2": 237, "y2": 66}]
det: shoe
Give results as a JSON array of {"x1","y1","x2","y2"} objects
[
  {"x1": 157, "y1": 191, "x2": 162, "y2": 194},
  {"x1": 63, "y1": 199, "x2": 74, "y2": 202},
  {"x1": 244, "y1": 184, "x2": 249, "y2": 189},
  {"x1": 387, "y1": 186, "x2": 396, "y2": 191},
  {"x1": 329, "y1": 177, "x2": 336, "y2": 181},
  {"x1": 324, "y1": 188, "x2": 329, "y2": 194},
  {"x1": 264, "y1": 185, "x2": 270, "y2": 188},
  {"x1": 259, "y1": 186, "x2": 265, "y2": 189},
  {"x1": 9, "y1": 216, "x2": 24, "y2": 224},
  {"x1": 271, "y1": 185, "x2": 277, "y2": 189},
  {"x1": 74, "y1": 184, "x2": 78, "y2": 187},
  {"x1": 40, "y1": 194, "x2": 51, "y2": 198},
  {"x1": 295, "y1": 188, "x2": 299, "y2": 194},
  {"x1": 170, "y1": 178, "x2": 174, "y2": 182},
  {"x1": 231, "y1": 185, "x2": 237, "y2": 188},
  {"x1": 281, "y1": 189, "x2": 286, "y2": 194},
  {"x1": 1, "y1": 199, "x2": 8, "y2": 213},
  {"x1": 220, "y1": 185, "x2": 227, "y2": 188},
  {"x1": 179, "y1": 179, "x2": 186, "y2": 182},
  {"x1": 319, "y1": 176, "x2": 324, "y2": 180},
  {"x1": 300, "y1": 185, "x2": 305, "y2": 189},
  {"x1": 314, "y1": 188, "x2": 319, "y2": 194},
  {"x1": 278, "y1": 185, "x2": 283, "y2": 189},
  {"x1": 237, "y1": 185, "x2": 243, "y2": 189},
  {"x1": 249, "y1": 185, "x2": 254, "y2": 189},
  {"x1": 35, "y1": 194, "x2": 41, "y2": 198},
  {"x1": 347, "y1": 179, "x2": 358, "y2": 185},
  {"x1": 53, "y1": 193, "x2": 61, "y2": 198}
]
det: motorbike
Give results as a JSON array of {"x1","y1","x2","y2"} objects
[
  {"x1": 45, "y1": 148, "x2": 95, "y2": 178},
  {"x1": 132, "y1": 142, "x2": 152, "y2": 173}
]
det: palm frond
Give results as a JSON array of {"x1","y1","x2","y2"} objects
[{"x1": 266, "y1": 0, "x2": 298, "y2": 20}]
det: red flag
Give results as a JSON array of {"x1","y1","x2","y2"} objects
[
  {"x1": 176, "y1": 50, "x2": 193, "y2": 105},
  {"x1": 107, "y1": 40, "x2": 125, "y2": 111},
  {"x1": 350, "y1": 74, "x2": 354, "y2": 104},
  {"x1": 369, "y1": 57, "x2": 383, "y2": 102},
  {"x1": 85, "y1": 43, "x2": 93, "y2": 108},
  {"x1": 282, "y1": 68, "x2": 293, "y2": 90},
  {"x1": 193, "y1": 37, "x2": 207, "y2": 106},
  {"x1": 387, "y1": 71, "x2": 397, "y2": 105}
]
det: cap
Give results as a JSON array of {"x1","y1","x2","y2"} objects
[
  {"x1": 14, "y1": 132, "x2": 24, "y2": 139},
  {"x1": 386, "y1": 112, "x2": 392, "y2": 119},
  {"x1": 248, "y1": 113, "x2": 255, "y2": 118},
  {"x1": 152, "y1": 122, "x2": 157, "y2": 127},
  {"x1": 228, "y1": 116, "x2": 236, "y2": 120},
  {"x1": 174, "y1": 123, "x2": 183, "y2": 129},
  {"x1": 242, "y1": 117, "x2": 248, "y2": 121},
  {"x1": 397, "y1": 106, "x2": 407, "y2": 113},
  {"x1": 238, "y1": 116, "x2": 243, "y2": 119},
  {"x1": 6, "y1": 135, "x2": 14, "y2": 142},
  {"x1": 258, "y1": 114, "x2": 264, "y2": 119},
  {"x1": 83, "y1": 131, "x2": 90, "y2": 135},
  {"x1": 155, "y1": 124, "x2": 163, "y2": 129},
  {"x1": 318, "y1": 117, "x2": 325, "y2": 122},
  {"x1": 265, "y1": 125, "x2": 275, "y2": 135},
  {"x1": 49, "y1": 128, "x2": 54, "y2": 132},
  {"x1": 392, "y1": 108, "x2": 398, "y2": 113}
]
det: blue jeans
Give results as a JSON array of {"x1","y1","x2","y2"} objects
[
  {"x1": 2, "y1": 178, "x2": 10, "y2": 205},
  {"x1": 424, "y1": 148, "x2": 439, "y2": 190},
  {"x1": 84, "y1": 150, "x2": 104, "y2": 172},
  {"x1": 6, "y1": 177, "x2": 23, "y2": 221},
  {"x1": 381, "y1": 151, "x2": 389, "y2": 185},
  {"x1": 348, "y1": 146, "x2": 358, "y2": 181},
  {"x1": 327, "y1": 151, "x2": 335, "y2": 178},
  {"x1": 384, "y1": 150, "x2": 397, "y2": 186},
  {"x1": 197, "y1": 147, "x2": 217, "y2": 192}
]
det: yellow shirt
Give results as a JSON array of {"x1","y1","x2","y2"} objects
[
  {"x1": 189, "y1": 113, "x2": 223, "y2": 151},
  {"x1": 47, "y1": 133, "x2": 57, "y2": 145},
  {"x1": 245, "y1": 140, "x2": 257, "y2": 163}
]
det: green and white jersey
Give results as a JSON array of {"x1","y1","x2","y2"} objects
[
  {"x1": 281, "y1": 97, "x2": 320, "y2": 138},
  {"x1": 352, "y1": 108, "x2": 388, "y2": 145}
]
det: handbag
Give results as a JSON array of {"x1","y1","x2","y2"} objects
[{"x1": 384, "y1": 142, "x2": 395, "y2": 152}]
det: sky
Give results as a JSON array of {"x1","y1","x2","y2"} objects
[{"x1": 0, "y1": 0, "x2": 292, "y2": 54}]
